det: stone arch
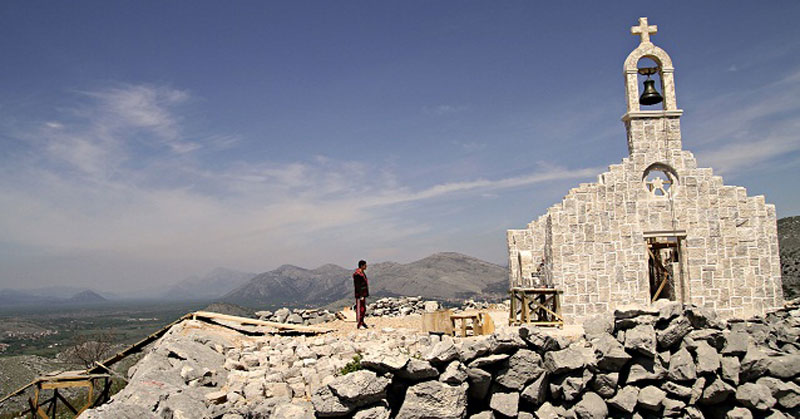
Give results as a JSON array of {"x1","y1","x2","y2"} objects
[
  {"x1": 624, "y1": 44, "x2": 677, "y2": 113},
  {"x1": 642, "y1": 162, "x2": 679, "y2": 198}
]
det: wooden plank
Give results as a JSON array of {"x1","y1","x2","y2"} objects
[
  {"x1": 422, "y1": 309, "x2": 453, "y2": 335},
  {"x1": 192, "y1": 311, "x2": 333, "y2": 334},
  {"x1": 41, "y1": 380, "x2": 90, "y2": 390},
  {"x1": 480, "y1": 311, "x2": 495, "y2": 335}
]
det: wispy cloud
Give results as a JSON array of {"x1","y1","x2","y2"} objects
[
  {"x1": 0, "y1": 83, "x2": 600, "y2": 288},
  {"x1": 423, "y1": 104, "x2": 468, "y2": 115},
  {"x1": 690, "y1": 67, "x2": 800, "y2": 175}
]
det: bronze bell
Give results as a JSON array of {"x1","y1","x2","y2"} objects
[{"x1": 639, "y1": 78, "x2": 663, "y2": 106}]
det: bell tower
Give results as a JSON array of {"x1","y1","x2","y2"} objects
[{"x1": 622, "y1": 17, "x2": 683, "y2": 157}]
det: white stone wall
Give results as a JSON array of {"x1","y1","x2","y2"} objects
[{"x1": 508, "y1": 114, "x2": 783, "y2": 324}]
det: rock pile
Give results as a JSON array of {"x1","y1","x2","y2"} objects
[
  {"x1": 256, "y1": 308, "x2": 336, "y2": 326},
  {"x1": 312, "y1": 301, "x2": 800, "y2": 418},
  {"x1": 81, "y1": 302, "x2": 800, "y2": 418},
  {"x1": 367, "y1": 296, "x2": 439, "y2": 317}
]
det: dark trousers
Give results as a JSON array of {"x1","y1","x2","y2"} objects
[{"x1": 356, "y1": 297, "x2": 366, "y2": 327}]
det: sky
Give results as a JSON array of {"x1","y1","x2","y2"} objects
[{"x1": 1, "y1": 2, "x2": 799, "y2": 292}]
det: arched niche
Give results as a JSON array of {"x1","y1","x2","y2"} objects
[
  {"x1": 642, "y1": 162, "x2": 679, "y2": 198},
  {"x1": 624, "y1": 42, "x2": 677, "y2": 113}
]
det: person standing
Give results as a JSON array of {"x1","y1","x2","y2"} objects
[{"x1": 353, "y1": 260, "x2": 369, "y2": 329}]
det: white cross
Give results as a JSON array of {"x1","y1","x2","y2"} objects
[{"x1": 631, "y1": 17, "x2": 658, "y2": 44}]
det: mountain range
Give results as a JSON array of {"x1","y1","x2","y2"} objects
[{"x1": 221, "y1": 252, "x2": 508, "y2": 308}]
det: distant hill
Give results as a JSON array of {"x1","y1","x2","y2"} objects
[
  {"x1": 0, "y1": 288, "x2": 109, "y2": 307},
  {"x1": 67, "y1": 290, "x2": 107, "y2": 304},
  {"x1": 222, "y1": 252, "x2": 507, "y2": 308},
  {"x1": 202, "y1": 302, "x2": 256, "y2": 318},
  {"x1": 165, "y1": 268, "x2": 255, "y2": 301},
  {"x1": 779, "y1": 215, "x2": 800, "y2": 300}
]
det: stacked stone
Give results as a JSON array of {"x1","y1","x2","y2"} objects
[
  {"x1": 82, "y1": 302, "x2": 800, "y2": 418},
  {"x1": 461, "y1": 299, "x2": 509, "y2": 311},
  {"x1": 313, "y1": 302, "x2": 800, "y2": 418},
  {"x1": 367, "y1": 297, "x2": 439, "y2": 317},
  {"x1": 256, "y1": 307, "x2": 336, "y2": 326}
]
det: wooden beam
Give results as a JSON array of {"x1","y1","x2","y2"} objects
[{"x1": 191, "y1": 311, "x2": 333, "y2": 334}]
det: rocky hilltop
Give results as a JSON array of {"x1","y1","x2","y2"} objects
[
  {"x1": 222, "y1": 252, "x2": 507, "y2": 308},
  {"x1": 779, "y1": 215, "x2": 800, "y2": 300},
  {"x1": 79, "y1": 301, "x2": 800, "y2": 418}
]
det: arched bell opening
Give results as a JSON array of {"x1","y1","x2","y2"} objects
[{"x1": 636, "y1": 57, "x2": 665, "y2": 109}]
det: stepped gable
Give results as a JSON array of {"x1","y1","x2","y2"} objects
[{"x1": 507, "y1": 17, "x2": 783, "y2": 323}]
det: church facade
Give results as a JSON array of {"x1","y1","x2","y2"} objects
[{"x1": 507, "y1": 18, "x2": 783, "y2": 323}]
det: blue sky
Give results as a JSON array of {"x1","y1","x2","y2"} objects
[{"x1": 1, "y1": 2, "x2": 799, "y2": 291}]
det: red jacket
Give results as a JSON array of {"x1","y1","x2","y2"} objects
[{"x1": 353, "y1": 268, "x2": 369, "y2": 298}]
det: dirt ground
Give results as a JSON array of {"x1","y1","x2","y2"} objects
[{"x1": 320, "y1": 309, "x2": 585, "y2": 340}]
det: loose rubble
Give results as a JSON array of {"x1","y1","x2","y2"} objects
[
  {"x1": 81, "y1": 301, "x2": 800, "y2": 418},
  {"x1": 256, "y1": 307, "x2": 337, "y2": 326}
]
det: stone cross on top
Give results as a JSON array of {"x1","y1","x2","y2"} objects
[{"x1": 631, "y1": 17, "x2": 657, "y2": 44}]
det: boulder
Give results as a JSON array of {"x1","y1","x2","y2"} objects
[
  {"x1": 204, "y1": 390, "x2": 227, "y2": 405},
  {"x1": 466, "y1": 367, "x2": 492, "y2": 400},
  {"x1": 520, "y1": 372, "x2": 548, "y2": 406},
  {"x1": 458, "y1": 337, "x2": 493, "y2": 363},
  {"x1": 663, "y1": 381, "x2": 693, "y2": 398},
  {"x1": 722, "y1": 332, "x2": 751, "y2": 356},
  {"x1": 591, "y1": 372, "x2": 618, "y2": 398},
  {"x1": 726, "y1": 407, "x2": 754, "y2": 419},
  {"x1": 685, "y1": 305, "x2": 724, "y2": 329},
  {"x1": 662, "y1": 397, "x2": 685, "y2": 417},
  {"x1": 721, "y1": 356, "x2": 740, "y2": 385},
  {"x1": 424, "y1": 339, "x2": 459, "y2": 365},
  {"x1": 669, "y1": 347, "x2": 697, "y2": 381},
  {"x1": 489, "y1": 391, "x2": 519, "y2": 417},
  {"x1": 766, "y1": 354, "x2": 800, "y2": 378},
  {"x1": 468, "y1": 412, "x2": 495, "y2": 419},
  {"x1": 583, "y1": 313, "x2": 614, "y2": 339},
  {"x1": 543, "y1": 346, "x2": 586, "y2": 374},
  {"x1": 490, "y1": 329, "x2": 527, "y2": 352},
  {"x1": 535, "y1": 402, "x2": 567, "y2": 419},
  {"x1": 360, "y1": 352, "x2": 409, "y2": 373},
  {"x1": 353, "y1": 403, "x2": 391, "y2": 419},
  {"x1": 573, "y1": 392, "x2": 607, "y2": 419},
  {"x1": 626, "y1": 355, "x2": 667, "y2": 384},
  {"x1": 735, "y1": 383, "x2": 776, "y2": 411},
  {"x1": 550, "y1": 369, "x2": 593, "y2": 402},
  {"x1": 518, "y1": 325, "x2": 560, "y2": 352},
  {"x1": 700, "y1": 376, "x2": 735, "y2": 405},
  {"x1": 657, "y1": 301, "x2": 684, "y2": 322},
  {"x1": 396, "y1": 381, "x2": 468, "y2": 419},
  {"x1": 286, "y1": 313, "x2": 303, "y2": 324},
  {"x1": 494, "y1": 349, "x2": 544, "y2": 390},
  {"x1": 756, "y1": 377, "x2": 800, "y2": 409},
  {"x1": 657, "y1": 316, "x2": 693, "y2": 349},
  {"x1": 272, "y1": 401, "x2": 315, "y2": 419},
  {"x1": 624, "y1": 324, "x2": 657, "y2": 357},
  {"x1": 439, "y1": 361, "x2": 469, "y2": 385},
  {"x1": 397, "y1": 359, "x2": 439, "y2": 381},
  {"x1": 695, "y1": 340, "x2": 721, "y2": 374},
  {"x1": 311, "y1": 385, "x2": 352, "y2": 417},
  {"x1": 329, "y1": 370, "x2": 389, "y2": 408},
  {"x1": 740, "y1": 345, "x2": 772, "y2": 382},
  {"x1": 607, "y1": 385, "x2": 638, "y2": 414},
  {"x1": 591, "y1": 333, "x2": 631, "y2": 372},
  {"x1": 637, "y1": 385, "x2": 666, "y2": 411}
]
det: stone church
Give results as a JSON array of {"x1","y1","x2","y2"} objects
[{"x1": 507, "y1": 18, "x2": 783, "y2": 324}]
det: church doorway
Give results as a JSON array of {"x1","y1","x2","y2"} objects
[{"x1": 645, "y1": 235, "x2": 684, "y2": 303}]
